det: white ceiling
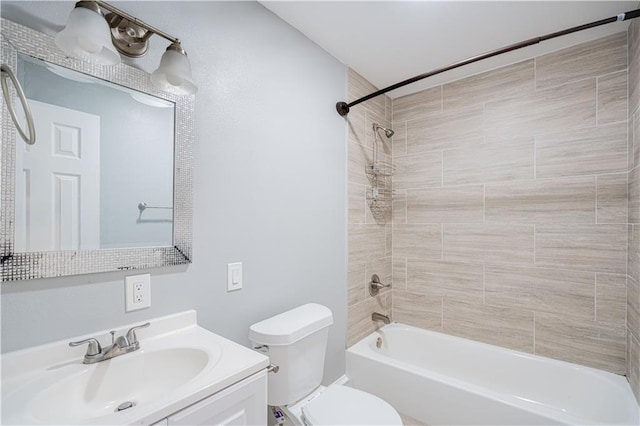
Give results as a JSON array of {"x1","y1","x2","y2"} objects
[{"x1": 261, "y1": 1, "x2": 639, "y2": 99}]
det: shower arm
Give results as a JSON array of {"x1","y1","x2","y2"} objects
[{"x1": 336, "y1": 8, "x2": 640, "y2": 117}]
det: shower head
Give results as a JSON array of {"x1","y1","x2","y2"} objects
[{"x1": 373, "y1": 123, "x2": 395, "y2": 138}]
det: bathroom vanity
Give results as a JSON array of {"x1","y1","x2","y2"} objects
[{"x1": 1, "y1": 311, "x2": 269, "y2": 425}]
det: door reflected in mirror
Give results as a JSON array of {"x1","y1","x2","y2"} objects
[{"x1": 14, "y1": 54, "x2": 175, "y2": 252}]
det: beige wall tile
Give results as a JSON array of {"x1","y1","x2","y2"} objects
[
  {"x1": 535, "y1": 312, "x2": 626, "y2": 374},
  {"x1": 535, "y1": 224, "x2": 627, "y2": 274},
  {"x1": 629, "y1": 275, "x2": 640, "y2": 341},
  {"x1": 535, "y1": 32, "x2": 627, "y2": 90},
  {"x1": 443, "y1": 60, "x2": 535, "y2": 110},
  {"x1": 485, "y1": 176, "x2": 596, "y2": 224},
  {"x1": 348, "y1": 183, "x2": 366, "y2": 224},
  {"x1": 536, "y1": 122, "x2": 627, "y2": 178},
  {"x1": 393, "y1": 86, "x2": 442, "y2": 123},
  {"x1": 630, "y1": 112, "x2": 635, "y2": 172},
  {"x1": 385, "y1": 95, "x2": 392, "y2": 122},
  {"x1": 348, "y1": 68, "x2": 385, "y2": 119},
  {"x1": 348, "y1": 262, "x2": 366, "y2": 307},
  {"x1": 407, "y1": 185, "x2": 484, "y2": 223},
  {"x1": 597, "y1": 71, "x2": 627, "y2": 125},
  {"x1": 408, "y1": 259, "x2": 484, "y2": 304},
  {"x1": 393, "y1": 151, "x2": 442, "y2": 190},
  {"x1": 485, "y1": 79, "x2": 596, "y2": 141},
  {"x1": 485, "y1": 264, "x2": 594, "y2": 319},
  {"x1": 392, "y1": 290, "x2": 442, "y2": 330},
  {"x1": 443, "y1": 223, "x2": 535, "y2": 265},
  {"x1": 628, "y1": 333, "x2": 640, "y2": 404},
  {"x1": 349, "y1": 224, "x2": 386, "y2": 264},
  {"x1": 442, "y1": 300, "x2": 535, "y2": 353},
  {"x1": 348, "y1": 292, "x2": 391, "y2": 347},
  {"x1": 407, "y1": 106, "x2": 483, "y2": 153},
  {"x1": 597, "y1": 173, "x2": 628, "y2": 224},
  {"x1": 443, "y1": 137, "x2": 534, "y2": 186},
  {"x1": 485, "y1": 78, "x2": 596, "y2": 139},
  {"x1": 392, "y1": 257, "x2": 407, "y2": 291},
  {"x1": 630, "y1": 225, "x2": 640, "y2": 284},
  {"x1": 385, "y1": 224, "x2": 393, "y2": 257},
  {"x1": 392, "y1": 224, "x2": 441, "y2": 259},
  {"x1": 630, "y1": 165, "x2": 640, "y2": 223},
  {"x1": 629, "y1": 20, "x2": 640, "y2": 114},
  {"x1": 392, "y1": 189, "x2": 407, "y2": 224},
  {"x1": 392, "y1": 121, "x2": 407, "y2": 157},
  {"x1": 634, "y1": 108, "x2": 640, "y2": 169},
  {"x1": 347, "y1": 108, "x2": 366, "y2": 147},
  {"x1": 595, "y1": 274, "x2": 626, "y2": 328},
  {"x1": 348, "y1": 141, "x2": 373, "y2": 186}
]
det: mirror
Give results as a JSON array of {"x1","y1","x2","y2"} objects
[
  {"x1": 16, "y1": 54, "x2": 175, "y2": 251},
  {"x1": 1, "y1": 18, "x2": 194, "y2": 281}
]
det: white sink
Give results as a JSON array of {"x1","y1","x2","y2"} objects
[{"x1": 1, "y1": 311, "x2": 269, "y2": 425}]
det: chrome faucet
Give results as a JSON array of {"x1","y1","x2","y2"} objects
[
  {"x1": 69, "y1": 322, "x2": 150, "y2": 364},
  {"x1": 371, "y1": 312, "x2": 391, "y2": 324}
]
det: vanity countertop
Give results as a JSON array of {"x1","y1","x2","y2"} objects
[{"x1": 1, "y1": 310, "x2": 269, "y2": 425}]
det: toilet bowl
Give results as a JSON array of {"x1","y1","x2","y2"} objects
[
  {"x1": 249, "y1": 303, "x2": 402, "y2": 426},
  {"x1": 290, "y1": 383, "x2": 401, "y2": 425}
]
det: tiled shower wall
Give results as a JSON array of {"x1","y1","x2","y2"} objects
[
  {"x1": 628, "y1": 18, "x2": 640, "y2": 403},
  {"x1": 390, "y1": 32, "x2": 629, "y2": 375},
  {"x1": 347, "y1": 69, "x2": 394, "y2": 346},
  {"x1": 348, "y1": 31, "x2": 635, "y2": 377}
]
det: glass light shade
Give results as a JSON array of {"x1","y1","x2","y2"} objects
[
  {"x1": 54, "y1": 6, "x2": 120, "y2": 66},
  {"x1": 151, "y1": 47, "x2": 197, "y2": 95}
]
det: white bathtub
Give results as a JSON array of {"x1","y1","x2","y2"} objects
[{"x1": 346, "y1": 323, "x2": 639, "y2": 425}]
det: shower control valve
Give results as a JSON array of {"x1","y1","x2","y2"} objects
[{"x1": 369, "y1": 274, "x2": 391, "y2": 296}]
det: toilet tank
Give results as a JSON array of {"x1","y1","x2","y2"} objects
[{"x1": 249, "y1": 303, "x2": 333, "y2": 406}]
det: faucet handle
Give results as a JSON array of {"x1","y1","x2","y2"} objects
[
  {"x1": 125, "y1": 322, "x2": 150, "y2": 345},
  {"x1": 69, "y1": 338, "x2": 102, "y2": 356}
]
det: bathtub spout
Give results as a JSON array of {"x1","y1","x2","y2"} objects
[{"x1": 372, "y1": 312, "x2": 391, "y2": 324}]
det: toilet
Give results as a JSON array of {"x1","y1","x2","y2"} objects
[{"x1": 249, "y1": 303, "x2": 402, "y2": 426}]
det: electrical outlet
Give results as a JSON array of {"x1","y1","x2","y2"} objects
[{"x1": 125, "y1": 273, "x2": 151, "y2": 312}]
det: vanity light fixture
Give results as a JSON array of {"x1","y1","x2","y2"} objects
[{"x1": 55, "y1": 0, "x2": 197, "y2": 95}]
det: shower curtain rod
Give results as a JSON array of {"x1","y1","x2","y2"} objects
[{"x1": 336, "y1": 8, "x2": 640, "y2": 117}]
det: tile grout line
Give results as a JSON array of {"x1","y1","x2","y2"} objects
[
  {"x1": 533, "y1": 136, "x2": 537, "y2": 180},
  {"x1": 596, "y1": 76, "x2": 599, "y2": 126},
  {"x1": 594, "y1": 272, "x2": 598, "y2": 323},
  {"x1": 595, "y1": 175, "x2": 599, "y2": 224},
  {"x1": 441, "y1": 224, "x2": 444, "y2": 261},
  {"x1": 533, "y1": 311, "x2": 536, "y2": 354}
]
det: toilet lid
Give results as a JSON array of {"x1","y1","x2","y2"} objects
[{"x1": 301, "y1": 385, "x2": 402, "y2": 426}]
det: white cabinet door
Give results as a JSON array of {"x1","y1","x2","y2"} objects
[{"x1": 168, "y1": 371, "x2": 267, "y2": 426}]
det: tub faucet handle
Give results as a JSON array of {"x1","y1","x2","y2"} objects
[{"x1": 369, "y1": 274, "x2": 391, "y2": 296}]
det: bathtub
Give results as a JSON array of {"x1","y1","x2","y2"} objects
[{"x1": 346, "y1": 323, "x2": 639, "y2": 425}]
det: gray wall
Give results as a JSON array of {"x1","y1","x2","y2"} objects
[{"x1": 1, "y1": 1, "x2": 348, "y2": 383}]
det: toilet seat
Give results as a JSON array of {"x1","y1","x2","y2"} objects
[{"x1": 301, "y1": 385, "x2": 402, "y2": 425}]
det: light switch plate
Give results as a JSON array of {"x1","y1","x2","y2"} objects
[
  {"x1": 227, "y1": 262, "x2": 243, "y2": 292},
  {"x1": 125, "y1": 273, "x2": 151, "y2": 311}
]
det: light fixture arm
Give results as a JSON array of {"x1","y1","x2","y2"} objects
[
  {"x1": 92, "y1": 0, "x2": 180, "y2": 45},
  {"x1": 56, "y1": 1, "x2": 198, "y2": 94}
]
